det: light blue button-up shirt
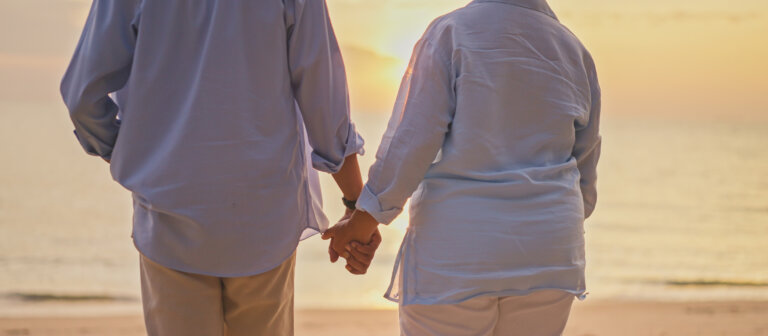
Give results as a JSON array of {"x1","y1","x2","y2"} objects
[
  {"x1": 61, "y1": 0, "x2": 363, "y2": 276},
  {"x1": 356, "y1": 0, "x2": 601, "y2": 305}
]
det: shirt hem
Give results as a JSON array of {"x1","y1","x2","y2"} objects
[
  {"x1": 389, "y1": 288, "x2": 588, "y2": 306},
  {"x1": 132, "y1": 231, "x2": 303, "y2": 278}
]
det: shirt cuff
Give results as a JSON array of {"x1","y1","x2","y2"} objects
[
  {"x1": 311, "y1": 122, "x2": 365, "y2": 173},
  {"x1": 73, "y1": 130, "x2": 113, "y2": 161},
  {"x1": 355, "y1": 184, "x2": 403, "y2": 225}
]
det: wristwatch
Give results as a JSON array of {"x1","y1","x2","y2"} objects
[{"x1": 342, "y1": 197, "x2": 357, "y2": 211}]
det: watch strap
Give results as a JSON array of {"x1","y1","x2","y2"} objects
[{"x1": 342, "y1": 197, "x2": 357, "y2": 211}]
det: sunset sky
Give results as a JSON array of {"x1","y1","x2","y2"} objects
[{"x1": 0, "y1": 0, "x2": 766, "y2": 119}]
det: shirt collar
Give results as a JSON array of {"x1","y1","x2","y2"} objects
[{"x1": 471, "y1": 0, "x2": 558, "y2": 21}]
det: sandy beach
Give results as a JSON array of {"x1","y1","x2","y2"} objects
[{"x1": 1, "y1": 300, "x2": 767, "y2": 335}]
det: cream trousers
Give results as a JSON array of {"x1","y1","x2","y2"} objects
[
  {"x1": 400, "y1": 290, "x2": 574, "y2": 336},
  {"x1": 139, "y1": 252, "x2": 295, "y2": 336}
]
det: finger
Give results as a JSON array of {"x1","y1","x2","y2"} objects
[
  {"x1": 340, "y1": 250, "x2": 350, "y2": 260},
  {"x1": 345, "y1": 254, "x2": 370, "y2": 273},
  {"x1": 332, "y1": 238, "x2": 351, "y2": 260},
  {"x1": 349, "y1": 241, "x2": 373, "y2": 258},
  {"x1": 347, "y1": 242, "x2": 372, "y2": 259},
  {"x1": 370, "y1": 230, "x2": 382, "y2": 248},
  {"x1": 345, "y1": 263, "x2": 365, "y2": 275},
  {"x1": 354, "y1": 231, "x2": 381, "y2": 256},
  {"x1": 332, "y1": 239, "x2": 349, "y2": 259},
  {"x1": 354, "y1": 242, "x2": 378, "y2": 258},
  {"x1": 345, "y1": 264, "x2": 362, "y2": 275},
  {"x1": 328, "y1": 244, "x2": 339, "y2": 263},
  {"x1": 321, "y1": 227, "x2": 336, "y2": 240}
]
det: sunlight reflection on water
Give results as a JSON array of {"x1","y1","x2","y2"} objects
[{"x1": 1, "y1": 104, "x2": 767, "y2": 311}]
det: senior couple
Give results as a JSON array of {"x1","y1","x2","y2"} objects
[{"x1": 61, "y1": 0, "x2": 600, "y2": 335}]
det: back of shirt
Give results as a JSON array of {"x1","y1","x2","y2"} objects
[
  {"x1": 356, "y1": 0, "x2": 601, "y2": 304},
  {"x1": 115, "y1": 0, "x2": 299, "y2": 214},
  {"x1": 429, "y1": 1, "x2": 601, "y2": 216},
  {"x1": 359, "y1": 0, "x2": 600, "y2": 225},
  {"x1": 61, "y1": 0, "x2": 363, "y2": 275}
]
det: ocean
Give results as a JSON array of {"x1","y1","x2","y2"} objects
[{"x1": 1, "y1": 101, "x2": 767, "y2": 313}]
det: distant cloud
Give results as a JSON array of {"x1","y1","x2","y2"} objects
[
  {"x1": 341, "y1": 44, "x2": 401, "y2": 63},
  {"x1": 339, "y1": 44, "x2": 405, "y2": 111}
]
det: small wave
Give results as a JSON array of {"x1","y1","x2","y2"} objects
[
  {"x1": 665, "y1": 280, "x2": 768, "y2": 287},
  {"x1": 3, "y1": 292, "x2": 137, "y2": 302},
  {"x1": 727, "y1": 206, "x2": 768, "y2": 213}
]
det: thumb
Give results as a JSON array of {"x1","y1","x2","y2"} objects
[
  {"x1": 321, "y1": 226, "x2": 336, "y2": 240},
  {"x1": 328, "y1": 244, "x2": 339, "y2": 263}
]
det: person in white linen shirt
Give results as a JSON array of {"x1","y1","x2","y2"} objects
[
  {"x1": 60, "y1": 0, "x2": 381, "y2": 334},
  {"x1": 323, "y1": 0, "x2": 601, "y2": 334}
]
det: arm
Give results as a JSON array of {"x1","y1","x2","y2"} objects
[
  {"x1": 60, "y1": 0, "x2": 141, "y2": 161},
  {"x1": 323, "y1": 154, "x2": 364, "y2": 270},
  {"x1": 286, "y1": 0, "x2": 370, "y2": 272},
  {"x1": 332, "y1": 154, "x2": 364, "y2": 205},
  {"x1": 323, "y1": 36, "x2": 455, "y2": 257},
  {"x1": 286, "y1": 0, "x2": 364, "y2": 175},
  {"x1": 356, "y1": 37, "x2": 455, "y2": 225},
  {"x1": 574, "y1": 54, "x2": 602, "y2": 219}
]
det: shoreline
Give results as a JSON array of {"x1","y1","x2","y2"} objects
[{"x1": 1, "y1": 300, "x2": 767, "y2": 335}]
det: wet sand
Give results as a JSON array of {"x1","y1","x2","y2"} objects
[{"x1": 1, "y1": 301, "x2": 767, "y2": 335}]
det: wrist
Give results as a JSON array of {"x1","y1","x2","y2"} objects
[
  {"x1": 342, "y1": 196, "x2": 357, "y2": 211},
  {"x1": 352, "y1": 210, "x2": 379, "y2": 229},
  {"x1": 342, "y1": 184, "x2": 361, "y2": 199}
]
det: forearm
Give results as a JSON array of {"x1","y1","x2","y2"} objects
[
  {"x1": 289, "y1": 0, "x2": 366, "y2": 175},
  {"x1": 356, "y1": 137, "x2": 443, "y2": 224},
  {"x1": 61, "y1": 0, "x2": 139, "y2": 160},
  {"x1": 66, "y1": 98, "x2": 122, "y2": 159},
  {"x1": 331, "y1": 154, "x2": 364, "y2": 201}
]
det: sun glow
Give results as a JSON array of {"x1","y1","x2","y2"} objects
[{"x1": 324, "y1": 0, "x2": 768, "y2": 119}]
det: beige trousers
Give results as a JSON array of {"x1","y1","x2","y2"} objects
[
  {"x1": 400, "y1": 290, "x2": 574, "y2": 336},
  {"x1": 139, "y1": 253, "x2": 295, "y2": 336}
]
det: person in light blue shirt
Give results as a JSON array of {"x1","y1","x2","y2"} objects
[
  {"x1": 324, "y1": 0, "x2": 601, "y2": 334},
  {"x1": 61, "y1": 0, "x2": 379, "y2": 334}
]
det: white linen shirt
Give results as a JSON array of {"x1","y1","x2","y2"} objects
[
  {"x1": 356, "y1": 0, "x2": 601, "y2": 305},
  {"x1": 61, "y1": 0, "x2": 363, "y2": 276}
]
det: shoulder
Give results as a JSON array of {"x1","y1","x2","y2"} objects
[
  {"x1": 93, "y1": 0, "x2": 143, "y2": 10},
  {"x1": 418, "y1": 7, "x2": 469, "y2": 54},
  {"x1": 89, "y1": 0, "x2": 143, "y2": 20},
  {"x1": 419, "y1": 3, "x2": 500, "y2": 49}
]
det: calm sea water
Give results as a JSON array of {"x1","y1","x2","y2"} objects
[{"x1": 1, "y1": 102, "x2": 767, "y2": 313}]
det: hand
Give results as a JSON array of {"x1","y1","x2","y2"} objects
[
  {"x1": 341, "y1": 208, "x2": 354, "y2": 221},
  {"x1": 322, "y1": 210, "x2": 379, "y2": 261},
  {"x1": 344, "y1": 229, "x2": 382, "y2": 275},
  {"x1": 327, "y1": 209, "x2": 356, "y2": 263}
]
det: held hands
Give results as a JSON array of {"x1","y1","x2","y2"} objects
[
  {"x1": 322, "y1": 210, "x2": 381, "y2": 275},
  {"x1": 323, "y1": 208, "x2": 355, "y2": 264},
  {"x1": 343, "y1": 229, "x2": 381, "y2": 275}
]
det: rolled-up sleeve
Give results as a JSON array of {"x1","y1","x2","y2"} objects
[
  {"x1": 357, "y1": 38, "x2": 455, "y2": 224},
  {"x1": 286, "y1": 0, "x2": 364, "y2": 174},
  {"x1": 60, "y1": 0, "x2": 141, "y2": 160},
  {"x1": 573, "y1": 54, "x2": 602, "y2": 219}
]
